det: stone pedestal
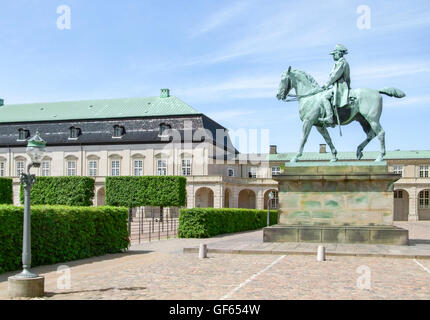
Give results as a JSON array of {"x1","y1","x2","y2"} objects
[
  {"x1": 264, "y1": 162, "x2": 409, "y2": 245},
  {"x1": 8, "y1": 276, "x2": 45, "y2": 298}
]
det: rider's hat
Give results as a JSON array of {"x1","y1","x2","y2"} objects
[{"x1": 330, "y1": 44, "x2": 348, "y2": 55}]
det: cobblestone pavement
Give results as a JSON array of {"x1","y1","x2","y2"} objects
[{"x1": 0, "y1": 222, "x2": 429, "y2": 300}]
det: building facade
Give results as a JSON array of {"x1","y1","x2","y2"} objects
[
  {"x1": 0, "y1": 91, "x2": 428, "y2": 220},
  {"x1": 0, "y1": 90, "x2": 277, "y2": 212}
]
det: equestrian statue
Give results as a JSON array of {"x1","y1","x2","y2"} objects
[{"x1": 276, "y1": 44, "x2": 406, "y2": 163}]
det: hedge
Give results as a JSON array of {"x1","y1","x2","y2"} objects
[
  {"x1": 20, "y1": 177, "x2": 95, "y2": 206},
  {"x1": 178, "y1": 208, "x2": 278, "y2": 238},
  {"x1": 106, "y1": 176, "x2": 187, "y2": 208},
  {"x1": 0, "y1": 205, "x2": 129, "y2": 274},
  {"x1": 0, "y1": 178, "x2": 13, "y2": 204}
]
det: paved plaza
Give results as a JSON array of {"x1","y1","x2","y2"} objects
[{"x1": 0, "y1": 222, "x2": 429, "y2": 300}]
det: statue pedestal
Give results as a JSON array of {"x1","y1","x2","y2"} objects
[{"x1": 264, "y1": 162, "x2": 409, "y2": 245}]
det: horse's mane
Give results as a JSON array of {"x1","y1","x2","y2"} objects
[{"x1": 292, "y1": 69, "x2": 320, "y2": 88}]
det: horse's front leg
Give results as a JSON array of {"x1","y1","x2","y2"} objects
[
  {"x1": 316, "y1": 126, "x2": 338, "y2": 162},
  {"x1": 291, "y1": 120, "x2": 313, "y2": 163}
]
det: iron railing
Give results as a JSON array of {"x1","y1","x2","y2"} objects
[{"x1": 129, "y1": 207, "x2": 179, "y2": 244}]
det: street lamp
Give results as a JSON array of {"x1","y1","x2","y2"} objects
[
  {"x1": 267, "y1": 191, "x2": 275, "y2": 227},
  {"x1": 17, "y1": 131, "x2": 46, "y2": 279}
]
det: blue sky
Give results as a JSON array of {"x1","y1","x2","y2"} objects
[{"x1": 0, "y1": 0, "x2": 429, "y2": 153}]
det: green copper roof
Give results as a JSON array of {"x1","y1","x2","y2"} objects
[
  {"x1": 0, "y1": 96, "x2": 201, "y2": 123},
  {"x1": 269, "y1": 150, "x2": 430, "y2": 161}
]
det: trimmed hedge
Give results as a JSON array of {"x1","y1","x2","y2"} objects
[
  {"x1": 0, "y1": 205, "x2": 129, "y2": 274},
  {"x1": 106, "y1": 176, "x2": 187, "y2": 208},
  {"x1": 178, "y1": 208, "x2": 278, "y2": 238},
  {"x1": 0, "y1": 178, "x2": 13, "y2": 204},
  {"x1": 20, "y1": 177, "x2": 95, "y2": 206}
]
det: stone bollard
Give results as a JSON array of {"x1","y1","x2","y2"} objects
[
  {"x1": 317, "y1": 246, "x2": 326, "y2": 262},
  {"x1": 199, "y1": 244, "x2": 208, "y2": 259}
]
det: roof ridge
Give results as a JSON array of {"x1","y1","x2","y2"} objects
[{"x1": 5, "y1": 95, "x2": 166, "y2": 106}]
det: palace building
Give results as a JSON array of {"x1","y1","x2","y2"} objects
[{"x1": 0, "y1": 90, "x2": 428, "y2": 221}]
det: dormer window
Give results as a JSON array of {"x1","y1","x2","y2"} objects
[
  {"x1": 113, "y1": 125, "x2": 125, "y2": 138},
  {"x1": 69, "y1": 126, "x2": 81, "y2": 140},
  {"x1": 18, "y1": 129, "x2": 30, "y2": 141},
  {"x1": 159, "y1": 123, "x2": 171, "y2": 137}
]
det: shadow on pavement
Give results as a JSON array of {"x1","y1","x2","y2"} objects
[
  {"x1": 0, "y1": 250, "x2": 153, "y2": 282},
  {"x1": 45, "y1": 286, "x2": 147, "y2": 298},
  {"x1": 409, "y1": 239, "x2": 430, "y2": 246}
]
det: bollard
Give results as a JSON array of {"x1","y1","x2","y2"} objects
[
  {"x1": 199, "y1": 244, "x2": 208, "y2": 259},
  {"x1": 317, "y1": 245, "x2": 326, "y2": 262}
]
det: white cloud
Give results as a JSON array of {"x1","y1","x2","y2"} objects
[
  {"x1": 175, "y1": 75, "x2": 281, "y2": 101},
  {"x1": 207, "y1": 109, "x2": 255, "y2": 122},
  {"x1": 384, "y1": 94, "x2": 430, "y2": 108},
  {"x1": 353, "y1": 62, "x2": 430, "y2": 81},
  {"x1": 190, "y1": 1, "x2": 251, "y2": 38}
]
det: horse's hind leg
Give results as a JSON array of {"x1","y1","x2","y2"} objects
[
  {"x1": 355, "y1": 114, "x2": 376, "y2": 160},
  {"x1": 316, "y1": 126, "x2": 338, "y2": 162},
  {"x1": 368, "y1": 120, "x2": 386, "y2": 162}
]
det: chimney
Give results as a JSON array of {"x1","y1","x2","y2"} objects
[
  {"x1": 270, "y1": 145, "x2": 277, "y2": 155},
  {"x1": 319, "y1": 144, "x2": 327, "y2": 153},
  {"x1": 160, "y1": 88, "x2": 170, "y2": 98}
]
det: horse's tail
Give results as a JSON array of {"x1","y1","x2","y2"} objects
[{"x1": 379, "y1": 87, "x2": 406, "y2": 98}]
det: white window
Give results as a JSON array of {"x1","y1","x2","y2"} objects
[
  {"x1": 41, "y1": 161, "x2": 51, "y2": 176},
  {"x1": 133, "y1": 160, "x2": 143, "y2": 176},
  {"x1": 88, "y1": 160, "x2": 98, "y2": 177},
  {"x1": 272, "y1": 166, "x2": 281, "y2": 176},
  {"x1": 419, "y1": 165, "x2": 429, "y2": 178},
  {"x1": 181, "y1": 159, "x2": 192, "y2": 176},
  {"x1": 227, "y1": 168, "x2": 235, "y2": 177},
  {"x1": 419, "y1": 190, "x2": 429, "y2": 209},
  {"x1": 16, "y1": 161, "x2": 25, "y2": 176},
  {"x1": 0, "y1": 162, "x2": 5, "y2": 177},
  {"x1": 268, "y1": 191, "x2": 279, "y2": 209},
  {"x1": 157, "y1": 160, "x2": 167, "y2": 176},
  {"x1": 111, "y1": 160, "x2": 120, "y2": 176},
  {"x1": 392, "y1": 165, "x2": 403, "y2": 176},
  {"x1": 248, "y1": 167, "x2": 257, "y2": 178},
  {"x1": 67, "y1": 161, "x2": 76, "y2": 176}
]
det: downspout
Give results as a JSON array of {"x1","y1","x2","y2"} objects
[
  {"x1": 80, "y1": 144, "x2": 84, "y2": 176},
  {"x1": 8, "y1": 145, "x2": 11, "y2": 177}
]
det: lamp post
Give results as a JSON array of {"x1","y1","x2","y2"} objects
[
  {"x1": 8, "y1": 131, "x2": 46, "y2": 298},
  {"x1": 267, "y1": 191, "x2": 275, "y2": 227}
]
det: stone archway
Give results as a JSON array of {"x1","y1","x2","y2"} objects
[
  {"x1": 238, "y1": 189, "x2": 256, "y2": 209},
  {"x1": 96, "y1": 187, "x2": 106, "y2": 206},
  {"x1": 394, "y1": 189, "x2": 409, "y2": 221},
  {"x1": 418, "y1": 189, "x2": 430, "y2": 220},
  {"x1": 195, "y1": 187, "x2": 214, "y2": 208},
  {"x1": 264, "y1": 190, "x2": 279, "y2": 210},
  {"x1": 224, "y1": 188, "x2": 231, "y2": 208}
]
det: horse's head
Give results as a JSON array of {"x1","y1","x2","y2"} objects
[{"x1": 277, "y1": 66, "x2": 293, "y2": 101}]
